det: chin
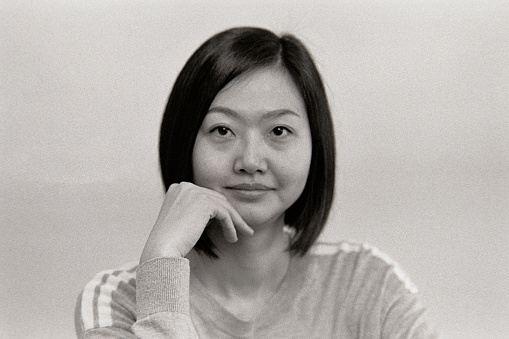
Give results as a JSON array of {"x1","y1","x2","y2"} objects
[{"x1": 239, "y1": 210, "x2": 285, "y2": 230}]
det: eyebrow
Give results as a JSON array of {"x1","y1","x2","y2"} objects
[{"x1": 207, "y1": 106, "x2": 302, "y2": 120}]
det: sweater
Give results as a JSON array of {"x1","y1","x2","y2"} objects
[{"x1": 75, "y1": 241, "x2": 439, "y2": 338}]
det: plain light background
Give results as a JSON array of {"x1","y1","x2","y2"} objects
[{"x1": 1, "y1": 1, "x2": 508, "y2": 338}]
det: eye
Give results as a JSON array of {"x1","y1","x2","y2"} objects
[
  {"x1": 210, "y1": 126, "x2": 234, "y2": 137},
  {"x1": 271, "y1": 126, "x2": 291, "y2": 137}
]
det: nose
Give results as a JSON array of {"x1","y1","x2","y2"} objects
[{"x1": 233, "y1": 134, "x2": 267, "y2": 174}]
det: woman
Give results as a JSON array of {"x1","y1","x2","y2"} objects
[{"x1": 76, "y1": 27, "x2": 438, "y2": 338}]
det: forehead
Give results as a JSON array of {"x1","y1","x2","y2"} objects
[{"x1": 209, "y1": 67, "x2": 306, "y2": 117}]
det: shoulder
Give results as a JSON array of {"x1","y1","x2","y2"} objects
[
  {"x1": 303, "y1": 242, "x2": 439, "y2": 337},
  {"x1": 306, "y1": 240, "x2": 418, "y2": 294},
  {"x1": 75, "y1": 261, "x2": 138, "y2": 335}
]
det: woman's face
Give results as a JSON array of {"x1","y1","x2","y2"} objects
[{"x1": 192, "y1": 66, "x2": 312, "y2": 229}]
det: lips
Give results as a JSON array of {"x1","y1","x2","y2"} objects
[
  {"x1": 224, "y1": 183, "x2": 275, "y2": 201},
  {"x1": 227, "y1": 183, "x2": 273, "y2": 191}
]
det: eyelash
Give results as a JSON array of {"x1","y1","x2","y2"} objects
[
  {"x1": 271, "y1": 126, "x2": 292, "y2": 137},
  {"x1": 209, "y1": 126, "x2": 292, "y2": 138},
  {"x1": 210, "y1": 126, "x2": 234, "y2": 137}
]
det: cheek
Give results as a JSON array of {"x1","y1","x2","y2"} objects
[
  {"x1": 192, "y1": 142, "x2": 229, "y2": 187},
  {"x1": 276, "y1": 147, "x2": 312, "y2": 192},
  {"x1": 192, "y1": 141, "x2": 211, "y2": 186},
  {"x1": 192, "y1": 158, "x2": 208, "y2": 186}
]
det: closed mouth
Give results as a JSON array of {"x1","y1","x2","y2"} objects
[{"x1": 227, "y1": 183, "x2": 273, "y2": 191}]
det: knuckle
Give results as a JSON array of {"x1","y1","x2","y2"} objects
[{"x1": 168, "y1": 183, "x2": 179, "y2": 190}]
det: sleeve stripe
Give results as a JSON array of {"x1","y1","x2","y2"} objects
[
  {"x1": 94, "y1": 274, "x2": 109, "y2": 328},
  {"x1": 370, "y1": 246, "x2": 419, "y2": 294},
  {"x1": 310, "y1": 241, "x2": 362, "y2": 255},
  {"x1": 97, "y1": 270, "x2": 136, "y2": 328},
  {"x1": 80, "y1": 263, "x2": 137, "y2": 331},
  {"x1": 311, "y1": 241, "x2": 419, "y2": 294},
  {"x1": 81, "y1": 272, "x2": 108, "y2": 330}
]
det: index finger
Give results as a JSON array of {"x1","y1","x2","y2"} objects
[{"x1": 207, "y1": 194, "x2": 255, "y2": 237}]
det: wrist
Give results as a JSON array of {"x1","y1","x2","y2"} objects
[{"x1": 140, "y1": 246, "x2": 184, "y2": 265}]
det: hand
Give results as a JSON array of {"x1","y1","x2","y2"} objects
[{"x1": 140, "y1": 182, "x2": 254, "y2": 263}]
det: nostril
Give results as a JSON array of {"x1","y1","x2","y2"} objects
[{"x1": 233, "y1": 146, "x2": 267, "y2": 174}]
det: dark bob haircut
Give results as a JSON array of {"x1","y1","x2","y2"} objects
[{"x1": 159, "y1": 27, "x2": 335, "y2": 258}]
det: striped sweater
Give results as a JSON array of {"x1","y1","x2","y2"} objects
[{"x1": 75, "y1": 241, "x2": 439, "y2": 338}]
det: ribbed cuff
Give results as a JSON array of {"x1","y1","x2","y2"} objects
[{"x1": 136, "y1": 257, "x2": 190, "y2": 319}]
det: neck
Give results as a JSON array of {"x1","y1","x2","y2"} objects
[{"x1": 188, "y1": 219, "x2": 291, "y2": 301}]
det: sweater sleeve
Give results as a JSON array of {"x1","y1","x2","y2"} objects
[
  {"x1": 75, "y1": 258, "x2": 198, "y2": 339},
  {"x1": 132, "y1": 257, "x2": 198, "y2": 339}
]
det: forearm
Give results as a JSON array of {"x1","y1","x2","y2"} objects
[{"x1": 133, "y1": 257, "x2": 198, "y2": 339}]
